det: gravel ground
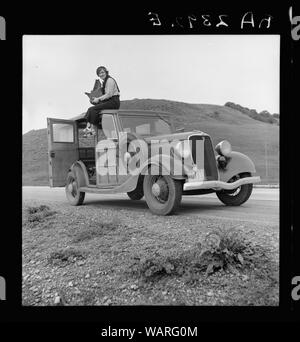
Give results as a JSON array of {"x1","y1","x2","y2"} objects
[{"x1": 22, "y1": 199, "x2": 279, "y2": 306}]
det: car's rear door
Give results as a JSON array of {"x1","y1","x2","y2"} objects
[{"x1": 47, "y1": 118, "x2": 79, "y2": 187}]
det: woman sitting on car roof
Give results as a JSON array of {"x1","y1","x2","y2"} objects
[{"x1": 84, "y1": 66, "x2": 120, "y2": 136}]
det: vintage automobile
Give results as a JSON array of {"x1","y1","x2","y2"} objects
[{"x1": 47, "y1": 109, "x2": 260, "y2": 215}]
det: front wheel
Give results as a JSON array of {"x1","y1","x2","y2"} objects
[
  {"x1": 143, "y1": 175, "x2": 182, "y2": 215},
  {"x1": 216, "y1": 173, "x2": 253, "y2": 206},
  {"x1": 65, "y1": 171, "x2": 85, "y2": 206}
]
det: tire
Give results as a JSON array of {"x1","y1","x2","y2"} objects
[
  {"x1": 65, "y1": 171, "x2": 85, "y2": 206},
  {"x1": 143, "y1": 175, "x2": 182, "y2": 215},
  {"x1": 216, "y1": 172, "x2": 253, "y2": 206}
]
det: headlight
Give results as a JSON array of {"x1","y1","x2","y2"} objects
[
  {"x1": 174, "y1": 141, "x2": 191, "y2": 158},
  {"x1": 216, "y1": 155, "x2": 227, "y2": 169},
  {"x1": 215, "y1": 140, "x2": 232, "y2": 157}
]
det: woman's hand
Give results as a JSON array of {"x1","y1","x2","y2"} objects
[{"x1": 92, "y1": 97, "x2": 100, "y2": 104}]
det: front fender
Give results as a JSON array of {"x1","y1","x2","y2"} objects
[
  {"x1": 140, "y1": 154, "x2": 186, "y2": 179},
  {"x1": 218, "y1": 151, "x2": 256, "y2": 182}
]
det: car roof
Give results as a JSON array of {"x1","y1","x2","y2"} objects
[{"x1": 70, "y1": 109, "x2": 172, "y2": 122}]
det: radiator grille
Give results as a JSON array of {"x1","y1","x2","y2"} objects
[{"x1": 189, "y1": 135, "x2": 218, "y2": 181}]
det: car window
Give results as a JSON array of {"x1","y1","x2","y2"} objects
[
  {"x1": 52, "y1": 123, "x2": 74, "y2": 142},
  {"x1": 136, "y1": 123, "x2": 150, "y2": 135},
  {"x1": 102, "y1": 115, "x2": 118, "y2": 139},
  {"x1": 120, "y1": 115, "x2": 172, "y2": 136},
  {"x1": 155, "y1": 120, "x2": 171, "y2": 134}
]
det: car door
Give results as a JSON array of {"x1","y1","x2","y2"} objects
[
  {"x1": 96, "y1": 114, "x2": 118, "y2": 186},
  {"x1": 47, "y1": 118, "x2": 79, "y2": 187}
]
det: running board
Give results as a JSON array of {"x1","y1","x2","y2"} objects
[{"x1": 78, "y1": 186, "x2": 116, "y2": 194}]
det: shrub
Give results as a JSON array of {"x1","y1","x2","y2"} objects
[
  {"x1": 130, "y1": 252, "x2": 177, "y2": 280},
  {"x1": 224, "y1": 102, "x2": 278, "y2": 125},
  {"x1": 129, "y1": 227, "x2": 266, "y2": 282},
  {"x1": 206, "y1": 111, "x2": 220, "y2": 118},
  {"x1": 198, "y1": 227, "x2": 254, "y2": 274},
  {"x1": 27, "y1": 205, "x2": 50, "y2": 214}
]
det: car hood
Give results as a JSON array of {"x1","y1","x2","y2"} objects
[{"x1": 143, "y1": 130, "x2": 209, "y2": 142}]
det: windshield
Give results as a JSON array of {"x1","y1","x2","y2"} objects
[{"x1": 119, "y1": 115, "x2": 173, "y2": 136}]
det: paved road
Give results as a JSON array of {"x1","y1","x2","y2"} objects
[{"x1": 22, "y1": 186, "x2": 279, "y2": 225}]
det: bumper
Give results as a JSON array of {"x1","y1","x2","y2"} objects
[{"x1": 183, "y1": 176, "x2": 261, "y2": 191}]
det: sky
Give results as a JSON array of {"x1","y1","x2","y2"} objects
[{"x1": 23, "y1": 35, "x2": 280, "y2": 133}]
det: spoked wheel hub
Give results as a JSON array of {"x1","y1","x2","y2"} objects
[{"x1": 151, "y1": 177, "x2": 169, "y2": 202}]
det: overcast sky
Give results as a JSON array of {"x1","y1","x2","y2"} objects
[{"x1": 23, "y1": 35, "x2": 279, "y2": 133}]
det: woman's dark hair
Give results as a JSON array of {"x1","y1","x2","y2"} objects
[{"x1": 96, "y1": 66, "x2": 109, "y2": 76}]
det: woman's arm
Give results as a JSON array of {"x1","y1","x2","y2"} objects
[{"x1": 99, "y1": 78, "x2": 115, "y2": 101}]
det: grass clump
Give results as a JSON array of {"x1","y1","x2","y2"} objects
[
  {"x1": 130, "y1": 227, "x2": 269, "y2": 282},
  {"x1": 47, "y1": 247, "x2": 87, "y2": 266},
  {"x1": 129, "y1": 248, "x2": 206, "y2": 283},
  {"x1": 130, "y1": 252, "x2": 177, "y2": 280},
  {"x1": 26, "y1": 205, "x2": 56, "y2": 223}
]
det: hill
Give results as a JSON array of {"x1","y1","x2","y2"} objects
[
  {"x1": 22, "y1": 99, "x2": 279, "y2": 185},
  {"x1": 23, "y1": 128, "x2": 49, "y2": 185},
  {"x1": 224, "y1": 102, "x2": 279, "y2": 125}
]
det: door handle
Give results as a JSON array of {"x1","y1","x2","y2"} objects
[{"x1": 50, "y1": 151, "x2": 55, "y2": 158}]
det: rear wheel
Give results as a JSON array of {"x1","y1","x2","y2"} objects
[
  {"x1": 216, "y1": 172, "x2": 253, "y2": 206},
  {"x1": 143, "y1": 175, "x2": 182, "y2": 215},
  {"x1": 65, "y1": 171, "x2": 85, "y2": 206}
]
